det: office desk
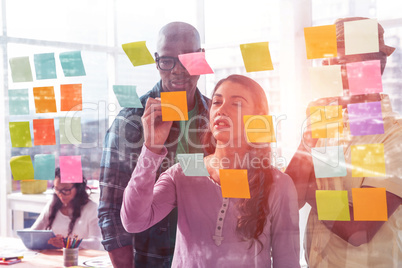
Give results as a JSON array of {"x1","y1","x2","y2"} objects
[{"x1": 0, "y1": 237, "x2": 111, "y2": 267}]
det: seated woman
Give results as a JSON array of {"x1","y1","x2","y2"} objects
[
  {"x1": 31, "y1": 168, "x2": 102, "y2": 250},
  {"x1": 121, "y1": 75, "x2": 300, "y2": 267}
]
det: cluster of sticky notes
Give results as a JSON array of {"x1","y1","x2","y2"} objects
[
  {"x1": 113, "y1": 85, "x2": 143, "y2": 108},
  {"x1": 240, "y1": 42, "x2": 274, "y2": 72},
  {"x1": 160, "y1": 91, "x2": 188, "y2": 121},
  {"x1": 316, "y1": 188, "x2": 387, "y2": 221},
  {"x1": 177, "y1": 153, "x2": 209, "y2": 176},
  {"x1": 9, "y1": 51, "x2": 86, "y2": 83},
  {"x1": 10, "y1": 154, "x2": 82, "y2": 182},
  {"x1": 220, "y1": 169, "x2": 250, "y2": 198},
  {"x1": 243, "y1": 115, "x2": 276, "y2": 143},
  {"x1": 310, "y1": 105, "x2": 343, "y2": 138}
]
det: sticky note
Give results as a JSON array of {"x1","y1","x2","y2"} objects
[
  {"x1": 9, "y1": 56, "x2": 33, "y2": 83},
  {"x1": 59, "y1": 156, "x2": 83, "y2": 183},
  {"x1": 316, "y1": 190, "x2": 350, "y2": 221},
  {"x1": 59, "y1": 51, "x2": 86, "y2": 77},
  {"x1": 10, "y1": 155, "x2": 34, "y2": 180},
  {"x1": 33, "y1": 119, "x2": 56, "y2": 146},
  {"x1": 8, "y1": 89, "x2": 30, "y2": 115},
  {"x1": 161, "y1": 91, "x2": 188, "y2": 121},
  {"x1": 122, "y1": 41, "x2": 155, "y2": 67},
  {"x1": 351, "y1": 143, "x2": 385, "y2": 177},
  {"x1": 347, "y1": 102, "x2": 384, "y2": 136},
  {"x1": 309, "y1": 65, "x2": 343, "y2": 99},
  {"x1": 344, "y1": 19, "x2": 379, "y2": 55},
  {"x1": 352, "y1": 188, "x2": 388, "y2": 221},
  {"x1": 312, "y1": 146, "x2": 347, "y2": 178},
  {"x1": 34, "y1": 53, "x2": 57, "y2": 80},
  {"x1": 220, "y1": 169, "x2": 250, "y2": 199},
  {"x1": 113, "y1": 85, "x2": 143, "y2": 108},
  {"x1": 310, "y1": 105, "x2": 343, "y2": 138},
  {"x1": 34, "y1": 154, "x2": 56, "y2": 180},
  {"x1": 346, "y1": 60, "x2": 382, "y2": 95},
  {"x1": 240, "y1": 42, "x2": 274, "y2": 72},
  {"x1": 59, "y1": 117, "x2": 82, "y2": 144},
  {"x1": 304, "y1": 25, "x2": 337, "y2": 59},
  {"x1": 33, "y1": 86, "x2": 57, "y2": 113},
  {"x1": 243, "y1": 115, "x2": 276, "y2": 143},
  {"x1": 9, "y1": 121, "x2": 32, "y2": 147},
  {"x1": 177, "y1": 153, "x2": 209, "y2": 176},
  {"x1": 61, "y1": 84, "x2": 83, "y2": 111},
  {"x1": 178, "y1": 52, "x2": 214, "y2": 75}
]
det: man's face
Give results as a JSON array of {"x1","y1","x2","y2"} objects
[{"x1": 156, "y1": 38, "x2": 201, "y2": 94}]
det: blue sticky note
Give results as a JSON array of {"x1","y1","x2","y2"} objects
[
  {"x1": 34, "y1": 154, "x2": 56, "y2": 180},
  {"x1": 9, "y1": 56, "x2": 33, "y2": 82},
  {"x1": 8, "y1": 89, "x2": 30, "y2": 115},
  {"x1": 113, "y1": 85, "x2": 143, "y2": 108},
  {"x1": 312, "y1": 146, "x2": 347, "y2": 178},
  {"x1": 177, "y1": 153, "x2": 210, "y2": 177},
  {"x1": 34, "y1": 53, "x2": 57, "y2": 79},
  {"x1": 59, "y1": 51, "x2": 86, "y2": 77}
]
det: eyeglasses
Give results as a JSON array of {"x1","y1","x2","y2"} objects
[
  {"x1": 52, "y1": 185, "x2": 75, "y2": 195},
  {"x1": 155, "y1": 53, "x2": 185, "y2": 71}
]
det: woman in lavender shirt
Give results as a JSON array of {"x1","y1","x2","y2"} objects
[{"x1": 121, "y1": 75, "x2": 300, "y2": 267}]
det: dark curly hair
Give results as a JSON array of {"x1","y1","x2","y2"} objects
[
  {"x1": 203, "y1": 75, "x2": 273, "y2": 252},
  {"x1": 46, "y1": 167, "x2": 90, "y2": 236}
]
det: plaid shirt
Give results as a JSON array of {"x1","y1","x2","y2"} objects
[{"x1": 98, "y1": 80, "x2": 210, "y2": 264}]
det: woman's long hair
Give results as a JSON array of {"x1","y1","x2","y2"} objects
[
  {"x1": 46, "y1": 167, "x2": 90, "y2": 236},
  {"x1": 203, "y1": 75, "x2": 273, "y2": 252}
]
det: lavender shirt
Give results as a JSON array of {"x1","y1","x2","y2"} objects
[{"x1": 122, "y1": 146, "x2": 300, "y2": 268}]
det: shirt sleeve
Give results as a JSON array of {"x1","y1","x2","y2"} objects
[
  {"x1": 270, "y1": 171, "x2": 301, "y2": 268},
  {"x1": 121, "y1": 145, "x2": 177, "y2": 233},
  {"x1": 31, "y1": 200, "x2": 52, "y2": 230},
  {"x1": 79, "y1": 201, "x2": 103, "y2": 250}
]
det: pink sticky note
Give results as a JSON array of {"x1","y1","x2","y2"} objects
[
  {"x1": 59, "y1": 156, "x2": 83, "y2": 183},
  {"x1": 178, "y1": 52, "x2": 214, "y2": 75},
  {"x1": 346, "y1": 60, "x2": 382, "y2": 95}
]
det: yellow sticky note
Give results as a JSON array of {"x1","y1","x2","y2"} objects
[
  {"x1": 309, "y1": 65, "x2": 343, "y2": 99},
  {"x1": 310, "y1": 105, "x2": 343, "y2": 138},
  {"x1": 160, "y1": 91, "x2": 188, "y2": 121},
  {"x1": 304, "y1": 25, "x2": 337, "y2": 59},
  {"x1": 220, "y1": 169, "x2": 250, "y2": 199},
  {"x1": 351, "y1": 144, "x2": 386, "y2": 177},
  {"x1": 352, "y1": 188, "x2": 388, "y2": 221},
  {"x1": 122, "y1": 41, "x2": 155, "y2": 67},
  {"x1": 33, "y1": 86, "x2": 57, "y2": 113},
  {"x1": 243, "y1": 115, "x2": 276, "y2": 143},
  {"x1": 316, "y1": 190, "x2": 350, "y2": 221},
  {"x1": 240, "y1": 42, "x2": 274, "y2": 72},
  {"x1": 10, "y1": 155, "x2": 34, "y2": 180}
]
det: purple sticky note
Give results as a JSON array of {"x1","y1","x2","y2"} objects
[
  {"x1": 178, "y1": 52, "x2": 214, "y2": 75},
  {"x1": 59, "y1": 156, "x2": 83, "y2": 183},
  {"x1": 347, "y1": 101, "x2": 384, "y2": 136},
  {"x1": 346, "y1": 60, "x2": 382, "y2": 95}
]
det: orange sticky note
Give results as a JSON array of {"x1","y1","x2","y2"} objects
[
  {"x1": 304, "y1": 25, "x2": 337, "y2": 59},
  {"x1": 310, "y1": 105, "x2": 343, "y2": 138},
  {"x1": 160, "y1": 91, "x2": 188, "y2": 121},
  {"x1": 33, "y1": 119, "x2": 56, "y2": 146},
  {"x1": 61, "y1": 84, "x2": 82, "y2": 111},
  {"x1": 220, "y1": 169, "x2": 250, "y2": 199},
  {"x1": 351, "y1": 143, "x2": 386, "y2": 177},
  {"x1": 243, "y1": 115, "x2": 276, "y2": 143},
  {"x1": 240, "y1": 42, "x2": 274, "y2": 72},
  {"x1": 352, "y1": 188, "x2": 388, "y2": 221},
  {"x1": 316, "y1": 190, "x2": 350, "y2": 221},
  {"x1": 33, "y1": 86, "x2": 57, "y2": 113}
]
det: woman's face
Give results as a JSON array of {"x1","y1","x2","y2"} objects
[
  {"x1": 53, "y1": 177, "x2": 77, "y2": 206},
  {"x1": 209, "y1": 81, "x2": 257, "y2": 147}
]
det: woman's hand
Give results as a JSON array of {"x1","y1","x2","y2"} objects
[{"x1": 48, "y1": 234, "x2": 64, "y2": 248}]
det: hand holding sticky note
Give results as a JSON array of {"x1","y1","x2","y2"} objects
[
  {"x1": 178, "y1": 52, "x2": 214, "y2": 75},
  {"x1": 160, "y1": 91, "x2": 188, "y2": 121}
]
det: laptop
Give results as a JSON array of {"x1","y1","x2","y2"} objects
[{"x1": 16, "y1": 230, "x2": 58, "y2": 250}]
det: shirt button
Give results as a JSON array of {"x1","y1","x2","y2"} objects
[
  {"x1": 219, "y1": 218, "x2": 222, "y2": 221},
  {"x1": 217, "y1": 226, "x2": 221, "y2": 230},
  {"x1": 221, "y1": 210, "x2": 224, "y2": 213}
]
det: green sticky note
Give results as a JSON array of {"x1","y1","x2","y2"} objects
[
  {"x1": 316, "y1": 190, "x2": 350, "y2": 221},
  {"x1": 9, "y1": 56, "x2": 33, "y2": 83},
  {"x1": 9, "y1": 121, "x2": 32, "y2": 147},
  {"x1": 240, "y1": 42, "x2": 274, "y2": 72},
  {"x1": 113, "y1": 85, "x2": 143, "y2": 108},
  {"x1": 59, "y1": 117, "x2": 82, "y2": 144},
  {"x1": 177, "y1": 153, "x2": 210, "y2": 177},
  {"x1": 59, "y1": 51, "x2": 86, "y2": 77},
  {"x1": 8, "y1": 89, "x2": 30, "y2": 115},
  {"x1": 34, "y1": 53, "x2": 57, "y2": 80},
  {"x1": 122, "y1": 41, "x2": 155, "y2": 67},
  {"x1": 34, "y1": 154, "x2": 56, "y2": 180},
  {"x1": 10, "y1": 155, "x2": 34, "y2": 180}
]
